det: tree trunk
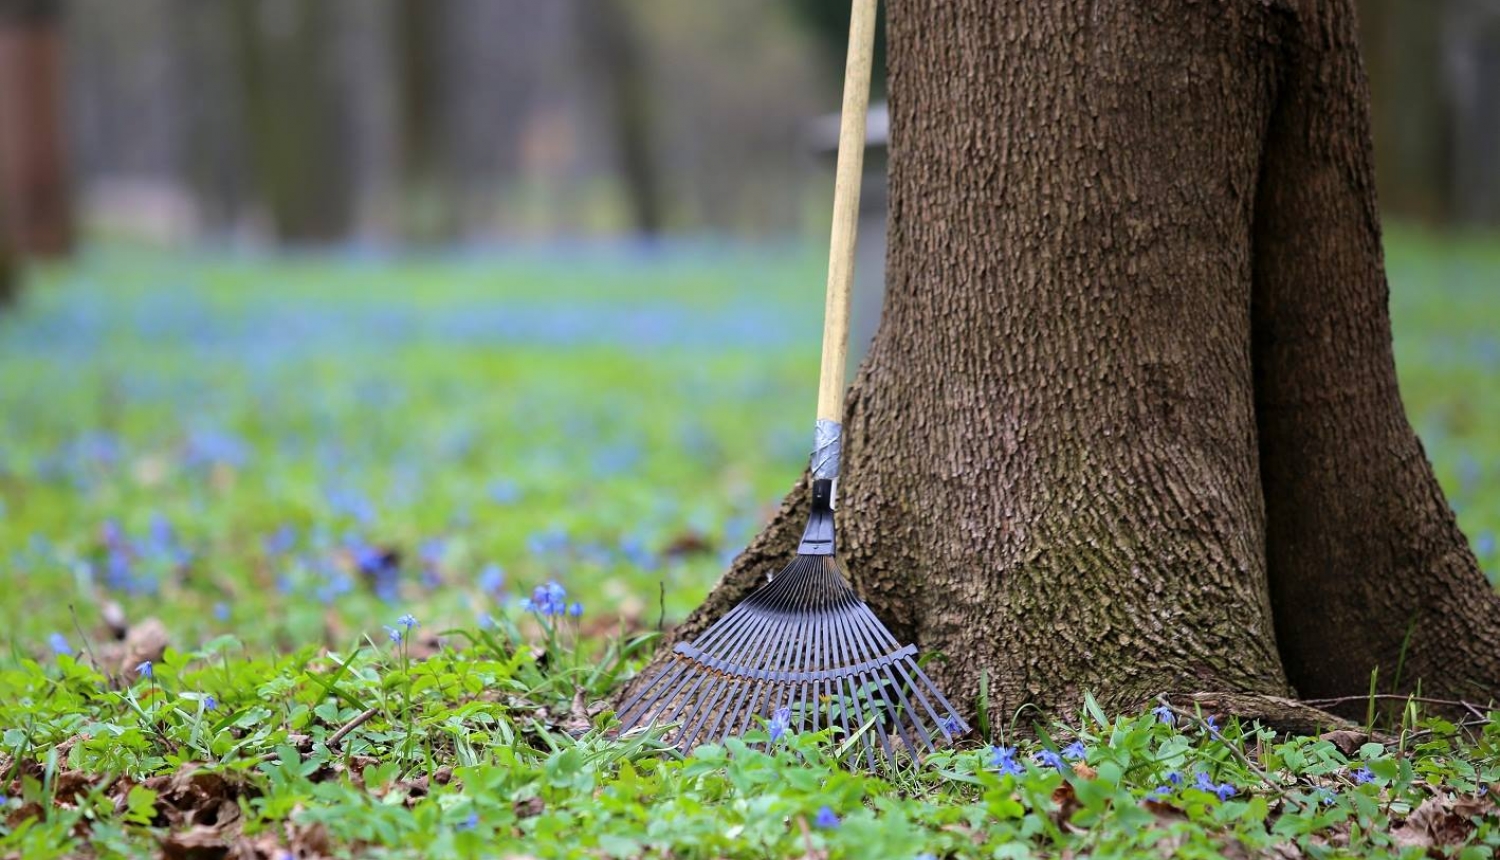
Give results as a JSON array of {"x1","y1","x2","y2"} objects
[
  {"x1": 578, "y1": 0, "x2": 664, "y2": 236},
  {"x1": 0, "y1": 191, "x2": 14, "y2": 308},
  {"x1": 0, "y1": 0, "x2": 72, "y2": 257},
  {"x1": 231, "y1": 0, "x2": 355, "y2": 244},
  {"x1": 629, "y1": 0, "x2": 1500, "y2": 724}
]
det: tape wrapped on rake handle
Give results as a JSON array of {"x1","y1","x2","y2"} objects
[{"x1": 811, "y1": 419, "x2": 842, "y2": 480}]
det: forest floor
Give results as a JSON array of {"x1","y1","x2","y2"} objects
[{"x1": 0, "y1": 234, "x2": 1496, "y2": 858}]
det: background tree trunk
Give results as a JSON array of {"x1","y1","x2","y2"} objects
[
  {"x1": 0, "y1": 191, "x2": 13, "y2": 308},
  {"x1": 231, "y1": 0, "x2": 355, "y2": 243},
  {"x1": 0, "y1": 0, "x2": 72, "y2": 257},
  {"x1": 630, "y1": 0, "x2": 1500, "y2": 724}
]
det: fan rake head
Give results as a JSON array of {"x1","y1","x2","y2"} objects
[{"x1": 615, "y1": 547, "x2": 967, "y2": 767}]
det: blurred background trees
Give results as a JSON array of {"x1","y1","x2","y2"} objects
[{"x1": 0, "y1": 0, "x2": 1495, "y2": 273}]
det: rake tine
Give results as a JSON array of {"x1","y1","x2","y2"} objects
[
  {"x1": 825, "y1": 603, "x2": 875, "y2": 769},
  {"x1": 621, "y1": 600, "x2": 764, "y2": 733},
  {"x1": 846, "y1": 602, "x2": 951, "y2": 734},
  {"x1": 678, "y1": 603, "x2": 790, "y2": 743},
  {"x1": 709, "y1": 564, "x2": 809, "y2": 743},
  {"x1": 873, "y1": 664, "x2": 923, "y2": 760},
  {"x1": 676, "y1": 671, "x2": 736, "y2": 751},
  {"x1": 617, "y1": 657, "x2": 691, "y2": 731},
  {"x1": 704, "y1": 601, "x2": 792, "y2": 746},
  {"x1": 731, "y1": 563, "x2": 815, "y2": 739},
  {"x1": 844, "y1": 606, "x2": 935, "y2": 753},
  {"x1": 620, "y1": 597, "x2": 764, "y2": 731},
  {"x1": 839, "y1": 612, "x2": 890, "y2": 768}
]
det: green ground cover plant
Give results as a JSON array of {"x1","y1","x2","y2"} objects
[{"x1": 0, "y1": 233, "x2": 1496, "y2": 858}]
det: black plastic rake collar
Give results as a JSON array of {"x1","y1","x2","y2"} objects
[{"x1": 796, "y1": 479, "x2": 837, "y2": 556}]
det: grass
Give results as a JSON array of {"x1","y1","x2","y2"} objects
[{"x1": 0, "y1": 232, "x2": 1497, "y2": 858}]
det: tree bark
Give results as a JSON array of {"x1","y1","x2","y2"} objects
[
  {"x1": 1251, "y1": 0, "x2": 1500, "y2": 706},
  {"x1": 0, "y1": 0, "x2": 72, "y2": 257},
  {"x1": 628, "y1": 0, "x2": 1500, "y2": 725}
]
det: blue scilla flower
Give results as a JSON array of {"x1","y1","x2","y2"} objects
[
  {"x1": 1353, "y1": 766, "x2": 1375, "y2": 785},
  {"x1": 1153, "y1": 704, "x2": 1176, "y2": 726},
  {"x1": 48, "y1": 633, "x2": 72, "y2": 656},
  {"x1": 1035, "y1": 749, "x2": 1066, "y2": 771},
  {"x1": 478, "y1": 563, "x2": 505, "y2": 593},
  {"x1": 204, "y1": 694, "x2": 218, "y2": 711},
  {"x1": 814, "y1": 806, "x2": 840, "y2": 829},
  {"x1": 568, "y1": 601, "x2": 583, "y2": 617},
  {"x1": 768, "y1": 707, "x2": 791, "y2": 742},
  {"x1": 939, "y1": 714, "x2": 965, "y2": 738},
  {"x1": 522, "y1": 581, "x2": 568, "y2": 616},
  {"x1": 990, "y1": 746, "x2": 1023, "y2": 776},
  {"x1": 1062, "y1": 741, "x2": 1086, "y2": 761},
  {"x1": 136, "y1": 660, "x2": 153, "y2": 679},
  {"x1": 385, "y1": 626, "x2": 403, "y2": 645},
  {"x1": 397, "y1": 613, "x2": 419, "y2": 630},
  {"x1": 1216, "y1": 783, "x2": 1237, "y2": 801}
]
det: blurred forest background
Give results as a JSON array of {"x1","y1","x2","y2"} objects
[{"x1": 0, "y1": 0, "x2": 1497, "y2": 295}]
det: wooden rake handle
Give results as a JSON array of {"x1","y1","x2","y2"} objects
[{"x1": 816, "y1": 0, "x2": 878, "y2": 426}]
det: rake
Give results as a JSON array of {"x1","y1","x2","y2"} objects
[{"x1": 616, "y1": 0, "x2": 967, "y2": 766}]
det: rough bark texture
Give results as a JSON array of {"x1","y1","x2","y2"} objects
[
  {"x1": 625, "y1": 0, "x2": 1500, "y2": 725},
  {"x1": 1251, "y1": 0, "x2": 1500, "y2": 707}
]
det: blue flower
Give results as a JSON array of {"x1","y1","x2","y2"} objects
[
  {"x1": 1216, "y1": 783, "x2": 1237, "y2": 801},
  {"x1": 213, "y1": 602, "x2": 231, "y2": 621},
  {"x1": 1195, "y1": 772, "x2": 1217, "y2": 792},
  {"x1": 1167, "y1": 771, "x2": 1183, "y2": 785},
  {"x1": 1150, "y1": 785, "x2": 1173, "y2": 798},
  {"x1": 989, "y1": 745, "x2": 1024, "y2": 775},
  {"x1": 1152, "y1": 704, "x2": 1175, "y2": 726},
  {"x1": 1353, "y1": 766, "x2": 1375, "y2": 785},
  {"x1": 523, "y1": 581, "x2": 569, "y2": 616},
  {"x1": 1062, "y1": 740, "x2": 1086, "y2": 761},
  {"x1": 568, "y1": 601, "x2": 583, "y2": 618},
  {"x1": 1317, "y1": 788, "x2": 1337, "y2": 806},
  {"x1": 397, "y1": 613, "x2": 419, "y2": 630},
  {"x1": 265, "y1": 525, "x2": 297, "y2": 555},
  {"x1": 939, "y1": 714, "x2": 965, "y2": 738},
  {"x1": 48, "y1": 633, "x2": 72, "y2": 656},
  {"x1": 136, "y1": 660, "x2": 153, "y2": 679},
  {"x1": 203, "y1": 694, "x2": 218, "y2": 712},
  {"x1": 419, "y1": 539, "x2": 445, "y2": 568},
  {"x1": 768, "y1": 707, "x2": 792, "y2": 742},
  {"x1": 1034, "y1": 749, "x2": 1066, "y2": 771},
  {"x1": 1205, "y1": 715, "x2": 1221, "y2": 736},
  {"x1": 456, "y1": 810, "x2": 479, "y2": 831},
  {"x1": 814, "y1": 806, "x2": 840, "y2": 829},
  {"x1": 385, "y1": 626, "x2": 403, "y2": 645},
  {"x1": 478, "y1": 564, "x2": 505, "y2": 593}
]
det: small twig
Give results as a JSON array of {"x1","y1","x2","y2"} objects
[
  {"x1": 1300, "y1": 693, "x2": 1496, "y2": 721},
  {"x1": 1156, "y1": 695, "x2": 1311, "y2": 813},
  {"x1": 795, "y1": 814, "x2": 815, "y2": 857},
  {"x1": 656, "y1": 580, "x2": 666, "y2": 633},
  {"x1": 68, "y1": 604, "x2": 105, "y2": 680},
  {"x1": 328, "y1": 707, "x2": 380, "y2": 748}
]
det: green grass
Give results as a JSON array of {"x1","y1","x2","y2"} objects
[{"x1": 0, "y1": 233, "x2": 1497, "y2": 858}]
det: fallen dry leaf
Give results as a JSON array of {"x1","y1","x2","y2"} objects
[
  {"x1": 1392, "y1": 793, "x2": 1484, "y2": 851},
  {"x1": 120, "y1": 618, "x2": 171, "y2": 678},
  {"x1": 1317, "y1": 729, "x2": 1370, "y2": 757},
  {"x1": 514, "y1": 796, "x2": 546, "y2": 819}
]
